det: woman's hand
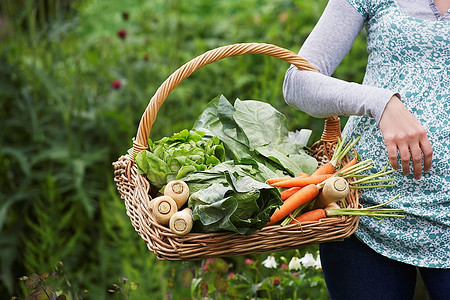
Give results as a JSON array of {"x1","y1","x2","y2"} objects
[{"x1": 378, "y1": 95, "x2": 433, "y2": 179}]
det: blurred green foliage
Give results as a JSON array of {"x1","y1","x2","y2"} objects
[{"x1": 0, "y1": 0, "x2": 368, "y2": 298}]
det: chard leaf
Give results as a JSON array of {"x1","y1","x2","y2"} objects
[
  {"x1": 186, "y1": 163, "x2": 282, "y2": 234},
  {"x1": 192, "y1": 95, "x2": 252, "y2": 160},
  {"x1": 232, "y1": 190, "x2": 260, "y2": 220},
  {"x1": 233, "y1": 99, "x2": 288, "y2": 147},
  {"x1": 189, "y1": 183, "x2": 230, "y2": 205},
  {"x1": 226, "y1": 171, "x2": 272, "y2": 193},
  {"x1": 232, "y1": 99, "x2": 317, "y2": 175},
  {"x1": 288, "y1": 152, "x2": 318, "y2": 175}
]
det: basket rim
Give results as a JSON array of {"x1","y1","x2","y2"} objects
[{"x1": 131, "y1": 42, "x2": 321, "y2": 158}]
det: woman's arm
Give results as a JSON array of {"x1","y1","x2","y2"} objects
[
  {"x1": 283, "y1": 0, "x2": 396, "y2": 123},
  {"x1": 284, "y1": 0, "x2": 433, "y2": 179}
]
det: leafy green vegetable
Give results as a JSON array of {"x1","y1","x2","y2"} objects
[
  {"x1": 193, "y1": 95, "x2": 252, "y2": 161},
  {"x1": 193, "y1": 95, "x2": 318, "y2": 176},
  {"x1": 136, "y1": 95, "x2": 318, "y2": 234},
  {"x1": 135, "y1": 130, "x2": 225, "y2": 188},
  {"x1": 187, "y1": 168, "x2": 282, "y2": 234}
]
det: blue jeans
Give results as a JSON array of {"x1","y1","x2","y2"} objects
[{"x1": 319, "y1": 235, "x2": 450, "y2": 300}]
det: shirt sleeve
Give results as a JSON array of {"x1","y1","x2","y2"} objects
[
  {"x1": 283, "y1": 0, "x2": 397, "y2": 123},
  {"x1": 346, "y1": 0, "x2": 369, "y2": 20}
]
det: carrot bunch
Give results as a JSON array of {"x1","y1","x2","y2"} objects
[
  {"x1": 289, "y1": 195, "x2": 405, "y2": 224},
  {"x1": 265, "y1": 136, "x2": 400, "y2": 226}
]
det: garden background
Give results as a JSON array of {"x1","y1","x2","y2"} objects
[{"x1": 0, "y1": 0, "x2": 428, "y2": 299}]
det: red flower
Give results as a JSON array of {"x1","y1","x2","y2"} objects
[
  {"x1": 122, "y1": 12, "x2": 129, "y2": 20},
  {"x1": 111, "y1": 80, "x2": 122, "y2": 89},
  {"x1": 273, "y1": 277, "x2": 280, "y2": 286},
  {"x1": 281, "y1": 263, "x2": 287, "y2": 270},
  {"x1": 245, "y1": 258, "x2": 253, "y2": 266},
  {"x1": 227, "y1": 272, "x2": 235, "y2": 279},
  {"x1": 117, "y1": 29, "x2": 127, "y2": 39}
]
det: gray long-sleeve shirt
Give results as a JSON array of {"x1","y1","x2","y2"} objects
[{"x1": 283, "y1": 0, "x2": 450, "y2": 123}]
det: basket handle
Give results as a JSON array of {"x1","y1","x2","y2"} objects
[{"x1": 132, "y1": 42, "x2": 337, "y2": 156}]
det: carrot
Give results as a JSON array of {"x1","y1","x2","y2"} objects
[
  {"x1": 290, "y1": 194, "x2": 406, "y2": 224},
  {"x1": 296, "y1": 172, "x2": 310, "y2": 178},
  {"x1": 267, "y1": 184, "x2": 319, "y2": 225},
  {"x1": 289, "y1": 208, "x2": 326, "y2": 224},
  {"x1": 312, "y1": 136, "x2": 361, "y2": 176},
  {"x1": 339, "y1": 150, "x2": 358, "y2": 172},
  {"x1": 280, "y1": 187, "x2": 302, "y2": 200},
  {"x1": 270, "y1": 174, "x2": 332, "y2": 188},
  {"x1": 311, "y1": 163, "x2": 335, "y2": 176},
  {"x1": 266, "y1": 177, "x2": 291, "y2": 185},
  {"x1": 267, "y1": 173, "x2": 309, "y2": 185}
]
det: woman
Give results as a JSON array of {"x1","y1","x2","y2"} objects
[{"x1": 283, "y1": 0, "x2": 449, "y2": 298}]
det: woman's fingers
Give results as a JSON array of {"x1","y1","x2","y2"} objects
[
  {"x1": 409, "y1": 143, "x2": 422, "y2": 179},
  {"x1": 398, "y1": 141, "x2": 411, "y2": 176},
  {"x1": 378, "y1": 96, "x2": 433, "y2": 179},
  {"x1": 385, "y1": 139, "x2": 399, "y2": 171},
  {"x1": 420, "y1": 133, "x2": 433, "y2": 172}
]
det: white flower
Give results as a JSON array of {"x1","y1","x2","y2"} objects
[
  {"x1": 299, "y1": 252, "x2": 316, "y2": 268},
  {"x1": 288, "y1": 256, "x2": 301, "y2": 271},
  {"x1": 314, "y1": 254, "x2": 322, "y2": 270},
  {"x1": 262, "y1": 255, "x2": 278, "y2": 269}
]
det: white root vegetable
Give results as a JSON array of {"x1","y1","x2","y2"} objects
[
  {"x1": 324, "y1": 202, "x2": 341, "y2": 211},
  {"x1": 169, "y1": 208, "x2": 193, "y2": 236},
  {"x1": 313, "y1": 177, "x2": 350, "y2": 209},
  {"x1": 164, "y1": 180, "x2": 189, "y2": 209},
  {"x1": 148, "y1": 199, "x2": 155, "y2": 211},
  {"x1": 152, "y1": 196, "x2": 178, "y2": 225}
]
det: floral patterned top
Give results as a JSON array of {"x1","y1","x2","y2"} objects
[{"x1": 343, "y1": 0, "x2": 449, "y2": 268}]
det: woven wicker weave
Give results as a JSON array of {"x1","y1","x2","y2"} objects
[{"x1": 113, "y1": 43, "x2": 359, "y2": 261}]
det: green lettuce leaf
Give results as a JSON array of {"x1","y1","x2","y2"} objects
[{"x1": 135, "y1": 129, "x2": 225, "y2": 189}]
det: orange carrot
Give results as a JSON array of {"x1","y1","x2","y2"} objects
[
  {"x1": 339, "y1": 152, "x2": 358, "y2": 172},
  {"x1": 311, "y1": 136, "x2": 361, "y2": 176},
  {"x1": 271, "y1": 174, "x2": 332, "y2": 188},
  {"x1": 311, "y1": 163, "x2": 336, "y2": 176},
  {"x1": 296, "y1": 172, "x2": 310, "y2": 178},
  {"x1": 266, "y1": 177, "x2": 291, "y2": 185},
  {"x1": 289, "y1": 208, "x2": 326, "y2": 224},
  {"x1": 267, "y1": 184, "x2": 319, "y2": 225},
  {"x1": 267, "y1": 173, "x2": 309, "y2": 185},
  {"x1": 280, "y1": 187, "x2": 302, "y2": 200}
]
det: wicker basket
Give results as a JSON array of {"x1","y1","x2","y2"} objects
[{"x1": 113, "y1": 43, "x2": 359, "y2": 261}]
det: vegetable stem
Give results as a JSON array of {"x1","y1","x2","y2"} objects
[
  {"x1": 351, "y1": 169, "x2": 396, "y2": 185},
  {"x1": 350, "y1": 184, "x2": 396, "y2": 189},
  {"x1": 330, "y1": 136, "x2": 361, "y2": 167},
  {"x1": 325, "y1": 194, "x2": 404, "y2": 219},
  {"x1": 280, "y1": 202, "x2": 310, "y2": 226},
  {"x1": 334, "y1": 136, "x2": 360, "y2": 164},
  {"x1": 338, "y1": 159, "x2": 374, "y2": 177}
]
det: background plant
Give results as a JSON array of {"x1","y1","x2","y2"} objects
[
  {"x1": 188, "y1": 247, "x2": 327, "y2": 300},
  {"x1": 0, "y1": 0, "x2": 374, "y2": 299}
]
